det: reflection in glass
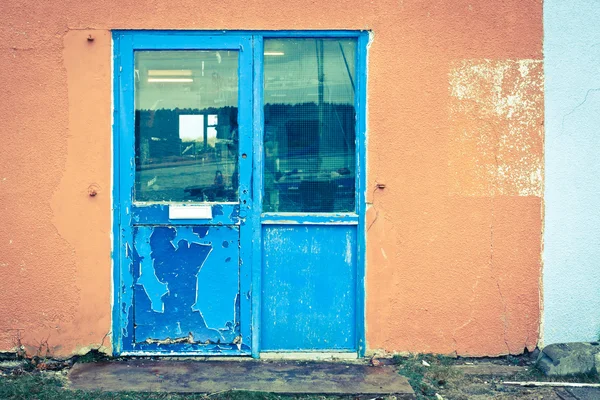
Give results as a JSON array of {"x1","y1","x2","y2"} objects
[
  {"x1": 134, "y1": 51, "x2": 239, "y2": 203},
  {"x1": 263, "y1": 39, "x2": 357, "y2": 213}
]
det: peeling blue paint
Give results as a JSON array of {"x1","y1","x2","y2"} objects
[
  {"x1": 261, "y1": 213, "x2": 359, "y2": 226},
  {"x1": 132, "y1": 204, "x2": 239, "y2": 226},
  {"x1": 170, "y1": 227, "x2": 207, "y2": 250},
  {"x1": 132, "y1": 226, "x2": 240, "y2": 346},
  {"x1": 121, "y1": 239, "x2": 135, "y2": 340},
  {"x1": 212, "y1": 204, "x2": 224, "y2": 217},
  {"x1": 135, "y1": 228, "x2": 169, "y2": 313},
  {"x1": 192, "y1": 226, "x2": 210, "y2": 238},
  {"x1": 229, "y1": 204, "x2": 240, "y2": 221},
  {"x1": 194, "y1": 231, "x2": 239, "y2": 332}
]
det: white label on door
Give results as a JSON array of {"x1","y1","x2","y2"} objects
[{"x1": 169, "y1": 205, "x2": 212, "y2": 220}]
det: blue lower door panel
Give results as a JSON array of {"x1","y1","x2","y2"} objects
[
  {"x1": 261, "y1": 225, "x2": 357, "y2": 350},
  {"x1": 132, "y1": 225, "x2": 244, "y2": 352}
]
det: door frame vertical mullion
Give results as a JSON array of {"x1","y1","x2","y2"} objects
[
  {"x1": 251, "y1": 35, "x2": 265, "y2": 358},
  {"x1": 355, "y1": 32, "x2": 369, "y2": 358},
  {"x1": 113, "y1": 32, "x2": 136, "y2": 354},
  {"x1": 238, "y1": 35, "x2": 254, "y2": 351},
  {"x1": 111, "y1": 31, "x2": 122, "y2": 355}
]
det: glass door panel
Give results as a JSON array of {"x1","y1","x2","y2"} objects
[
  {"x1": 135, "y1": 51, "x2": 239, "y2": 203},
  {"x1": 262, "y1": 39, "x2": 357, "y2": 213}
]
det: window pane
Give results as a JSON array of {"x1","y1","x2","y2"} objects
[
  {"x1": 134, "y1": 51, "x2": 239, "y2": 203},
  {"x1": 263, "y1": 39, "x2": 357, "y2": 213}
]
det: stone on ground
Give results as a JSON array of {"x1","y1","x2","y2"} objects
[{"x1": 537, "y1": 342, "x2": 600, "y2": 376}]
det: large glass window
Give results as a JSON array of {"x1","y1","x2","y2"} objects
[
  {"x1": 134, "y1": 51, "x2": 239, "y2": 203},
  {"x1": 263, "y1": 39, "x2": 357, "y2": 213}
]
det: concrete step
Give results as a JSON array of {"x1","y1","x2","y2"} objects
[{"x1": 68, "y1": 359, "x2": 415, "y2": 398}]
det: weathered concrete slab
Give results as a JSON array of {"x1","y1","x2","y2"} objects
[{"x1": 68, "y1": 359, "x2": 415, "y2": 398}]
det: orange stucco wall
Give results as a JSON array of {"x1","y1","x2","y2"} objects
[{"x1": 0, "y1": 0, "x2": 542, "y2": 357}]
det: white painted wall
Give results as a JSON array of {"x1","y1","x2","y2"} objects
[{"x1": 543, "y1": 0, "x2": 600, "y2": 344}]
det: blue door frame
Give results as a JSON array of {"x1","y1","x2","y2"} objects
[{"x1": 112, "y1": 31, "x2": 369, "y2": 358}]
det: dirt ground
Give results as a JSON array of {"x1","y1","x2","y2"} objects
[
  {"x1": 390, "y1": 352, "x2": 600, "y2": 399},
  {"x1": 1, "y1": 351, "x2": 599, "y2": 399}
]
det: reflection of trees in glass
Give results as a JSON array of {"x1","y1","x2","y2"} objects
[
  {"x1": 262, "y1": 38, "x2": 357, "y2": 213},
  {"x1": 135, "y1": 107, "x2": 237, "y2": 166},
  {"x1": 134, "y1": 106, "x2": 239, "y2": 203}
]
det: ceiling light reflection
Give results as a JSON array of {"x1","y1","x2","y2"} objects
[{"x1": 148, "y1": 78, "x2": 194, "y2": 83}]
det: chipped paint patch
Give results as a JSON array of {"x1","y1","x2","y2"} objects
[
  {"x1": 132, "y1": 226, "x2": 241, "y2": 348},
  {"x1": 448, "y1": 59, "x2": 543, "y2": 197},
  {"x1": 145, "y1": 333, "x2": 194, "y2": 345},
  {"x1": 135, "y1": 227, "x2": 169, "y2": 313},
  {"x1": 345, "y1": 230, "x2": 353, "y2": 264},
  {"x1": 193, "y1": 232, "x2": 238, "y2": 335},
  {"x1": 170, "y1": 228, "x2": 205, "y2": 250}
]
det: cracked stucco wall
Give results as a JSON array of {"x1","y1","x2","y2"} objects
[
  {"x1": 0, "y1": 0, "x2": 542, "y2": 357},
  {"x1": 543, "y1": 0, "x2": 600, "y2": 345},
  {"x1": 0, "y1": 26, "x2": 112, "y2": 356},
  {"x1": 364, "y1": 1, "x2": 543, "y2": 356}
]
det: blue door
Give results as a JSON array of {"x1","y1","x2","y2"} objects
[
  {"x1": 114, "y1": 32, "x2": 367, "y2": 357},
  {"x1": 256, "y1": 37, "x2": 365, "y2": 355},
  {"x1": 114, "y1": 34, "x2": 253, "y2": 355}
]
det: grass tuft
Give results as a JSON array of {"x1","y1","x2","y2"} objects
[{"x1": 393, "y1": 354, "x2": 460, "y2": 399}]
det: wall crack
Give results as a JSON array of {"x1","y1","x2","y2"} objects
[{"x1": 561, "y1": 87, "x2": 600, "y2": 135}]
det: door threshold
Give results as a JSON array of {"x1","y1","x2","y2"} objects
[
  {"x1": 120, "y1": 351, "x2": 251, "y2": 357},
  {"x1": 259, "y1": 352, "x2": 358, "y2": 360}
]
